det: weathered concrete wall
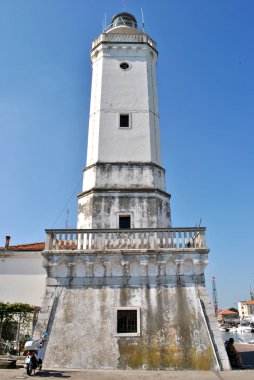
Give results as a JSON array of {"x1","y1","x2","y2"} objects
[
  {"x1": 78, "y1": 162, "x2": 171, "y2": 229},
  {"x1": 82, "y1": 163, "x2": 167, "y2": 193},
  {"x1": 78, "y1": 191, "x2": 171, "y2": 229},
  {"x1": 34, "y1": 249, "x2": 230, "y2": 370},
  {"x1": 41, "y1": 285, "x2": 218, "y2": 370}
]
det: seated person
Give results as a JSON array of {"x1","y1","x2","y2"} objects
[{"x1": 226, "y1": 338, "x2": 243, "y2": 368}]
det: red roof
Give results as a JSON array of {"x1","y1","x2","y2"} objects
[
  {"x1": 244, "y1": 300, "x2": 254, "y2": 305},
  {"x1": 0, "y1": 242, "x2": 45, "y2": 251}
]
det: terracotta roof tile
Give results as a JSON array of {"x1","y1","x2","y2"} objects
[
  {"x1": 244, "y1": 300, "x2": 254, "y2": 305},
  {"x1": 0, "y1": 242, "x2": 45, "y2": 251}
]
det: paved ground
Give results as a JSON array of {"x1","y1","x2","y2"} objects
[
  {"x1": 1, "y1": 344, "x2": 254, "y2": 380},
  {"x1": 1, "y1": 367, "x2": 254, "y2": 380}
]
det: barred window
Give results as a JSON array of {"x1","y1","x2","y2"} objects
[
  {"x1": 117, "y1": 310, "x2": 137, "y2": 333},
  {"x1": 115, "y1": 307, "x2": 140, "y2": 336}
]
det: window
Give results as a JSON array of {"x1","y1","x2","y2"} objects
[
  {"x1": 117, "y1": 310, "x2": 137, "y2": 333},
  {"x1": 115, "y1": 307, "x2": 141, "y2": 336},
  {"x1": 119, "y1": 215, "x2": 131, "y2": 229},
  {"x1": 119, "y1": 114, "x2": 129, "y2": 128}
]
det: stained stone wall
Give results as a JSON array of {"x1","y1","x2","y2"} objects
[
  {"x1": 77, "y1": 163, "x2": 171, "y2": 229},
  {"x1": 34, "y1": 250, "x2": 230, "y2": 370}
]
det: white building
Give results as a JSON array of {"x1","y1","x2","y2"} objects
[
  {"x1": 238, "y1": 300, "x2": 254, "y2": 319},
  {"x1": 0, "y1": 237, "x2": 45, "y2": 306},
  {"x1": 34, "y1": 12, "x2": 229, "y2": 370}
]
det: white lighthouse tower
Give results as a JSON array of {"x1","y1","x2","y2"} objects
[
  {"x1": 36, "y1": 12, "x2": 230, "y2": 371},
  {"x1": 77, "y1": 12, "x2": 170, "y2": 230}
]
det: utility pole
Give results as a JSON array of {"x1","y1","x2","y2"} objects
[{"x1": 212, "y1": 276, "x2": 218, "y2": 317}]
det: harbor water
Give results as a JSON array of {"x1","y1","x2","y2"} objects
[{"x1": 221, "y1": 331, "x2": 254, "y2": 344}]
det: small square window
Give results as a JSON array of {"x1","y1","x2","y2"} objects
[
  {"x1": 117, "y1": 310, "x2": 137, "y2": 333},
  {"x1": 115, "y1": 307, "x2": 141, "y2": 336},
  {"x1": 119, "y1": 215, "x2": 131, "y2": 229},
  {"x1": 120, "y1": 114, "x2": 129, "y2": 128}
]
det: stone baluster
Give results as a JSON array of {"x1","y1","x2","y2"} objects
[
  {"x1": 104, "y1": 231, "x2": 108, "y2": 249},
  {"x1": 167, "y1": 231, "x2": 172, "y2": 248},
  {"x1": 126, "y1": 231, "x2": 131, "y2": 249},
  {"x1": 179, "y1": 231, "x2": 183, "y2": 248},
  {"x1": 83, "y1": 232, "x2": 88, "y2": 250},
  {"x1": 69, "y1": 233, "x2": 73, "y2": 250},
  {"x1": 45, "y1": 232, "x2": 51, "y2": 250},
  {"x1": 148, "y1": 231, "x2": 153, "y2": 248},
  {"x1": 134, "y1": 231, "x2": 139, "y2": 249},
  {"x1": 199, "y1": 230, "x2": 206, "y2": 248},
  {"x1": 108, "y1": 231, "x2": 113, "y2": 249},
  {"x1": 184, "y1": 231, "x2": 188, "y2": 248},
  {"x1": 189, "y1": 231, "x2": 194, "y2": 247},
  {"x1": 87, "y1": 232, "x2": 91, "y2": 250},
  {"x1": 173, "y1": 231, "x2": 177, "y2": 248},
  {"x1": 77, "y1": 232, "x2": 82, "y2": 250}
]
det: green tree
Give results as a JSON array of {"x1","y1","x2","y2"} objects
[
  {"x1": 0, "y1": 301, "x2": 40, "y2": 354},
  {"x1": 228, "y1": 307, "x2": 238, "y2": 313}
]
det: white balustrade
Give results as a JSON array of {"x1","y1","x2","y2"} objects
[{"x1": 45, "y1": 228, "x2": 207, "y2": 252}]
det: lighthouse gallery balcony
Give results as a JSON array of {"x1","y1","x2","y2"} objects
[{"x1": 45, "y1": 227, "x2": 208, "y2": 253}]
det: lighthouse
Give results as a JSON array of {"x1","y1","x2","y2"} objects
[
  {"x1": 77, "y1": 12, "x2": 170, "y2": 230},
  {"x1": 36, "y1": 12, "x2": 230, "y2": 371}
]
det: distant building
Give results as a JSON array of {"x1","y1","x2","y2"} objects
[
  {"x1": 218, "y1": 309, "x2": 239, "y2": 322},
  {"x1": 0, "y1": 236, "x2": 46, "y2": 306},
  {"x1": 238, "y1": 300, "x2": 254, "y2": 319}
]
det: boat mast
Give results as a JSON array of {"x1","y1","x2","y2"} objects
[{"x1": 212, "y1": 276, "x2": 218, "y2": 317}]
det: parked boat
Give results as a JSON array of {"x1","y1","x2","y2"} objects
[
  {"x1": 229, "y1": 326, "x2": 238, "y2": 333},
  {"x1": 219, "y1": 326, "x2": 229, "y2": 332},
  {"x1": 237, "y1": 324, "x2": 254, "y2": 333},
  {"x1": 243, "y1": 325, "x2": 254, "y2": 332}
]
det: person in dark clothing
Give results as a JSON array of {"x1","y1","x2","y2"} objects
[{"x1": 226, "y1": 338, "x2": 243, "y2": 368}]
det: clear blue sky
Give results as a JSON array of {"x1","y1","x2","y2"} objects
[{"x1": 0, "y1": 0, "x2": 253, "y2": 309}]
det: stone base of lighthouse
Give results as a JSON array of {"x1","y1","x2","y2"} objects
[{"x1": 34, "y1": 248, "x2": 230, "y2": 370}]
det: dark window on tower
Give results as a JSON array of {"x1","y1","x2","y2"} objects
[
  {"x1": 117, "y1": 310, "x2": 137, "y2": 333},
  {"x1": 120, "y1": 62, "x2": 130, "y2": 70},
  {"x1": 119, "y1": 215, "x2": 131, "y2": 229},
  {"x1": 120, "y1": 114, "x2": 129, "y2": 128}
]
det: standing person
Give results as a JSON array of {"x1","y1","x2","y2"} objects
[{"x1": 226, "y1": 338, "x2": 243, "y2": 368}]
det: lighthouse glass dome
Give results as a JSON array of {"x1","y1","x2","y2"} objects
[{"x1": 111, "y1": 12, "x2": 137, "y2": 29}]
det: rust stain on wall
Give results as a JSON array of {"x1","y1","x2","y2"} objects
[
  {"x1": 117, "y1": 336, "x2": 214, "y2": 369},
  {"x1": 118, "y1": 337, "x2": 214, "y2": 370}
]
